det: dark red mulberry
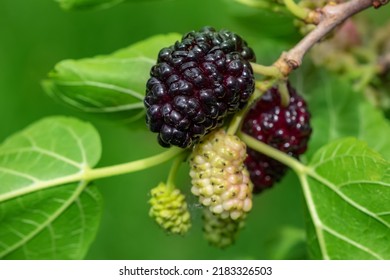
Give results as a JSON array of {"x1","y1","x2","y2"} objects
[
  {"x1": 241, "y1": 83, "x2": 312, "y2": 193},
  {"x1": 145, "y1": 27, "x2": 256, "y2": 148}
]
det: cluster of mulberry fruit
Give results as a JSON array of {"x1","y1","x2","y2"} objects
[
  {"x1": 242, "y1": 84, "x2": 312, "y2": 193},
  {"x1": 144, "y1": 27, "x2": 312, "y2": 247},
  {"x1": 144, "y1": 26, "x2": 256, "y2": 148}
]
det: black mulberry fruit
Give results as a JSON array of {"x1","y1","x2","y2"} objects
[
  {"x1": 144, "y1": 27, "x2": 256, "y2": 148},
  {"x1": 241, "y1": 83, "x2": 312, "y2": 193}
]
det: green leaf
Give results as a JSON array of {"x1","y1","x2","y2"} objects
[
  {"x1": 297, "y1": 69, "x2": 390, "y2": 160},
  {"x1": 357, "y1": 103, "x2": 390, "y2": 160},
  {"x1": 56, "y1": 0, "x2": 125, "y2": 10},
  {"x1": 229, "y1": 0, "x2": 289, "y2": 16},
  {"x1": 43, "y1": 33, "x2": 181, "y2": 123},
  {"x1": 300, "y1": 138, "x2": 390, "y2": 259},
  {"x1": 0, "y1": 116, "x2": 103, "y2": 259},
  {"x1": 225, "y1": 0, "x2": 299, "y2": 45},
  {"x1": 56, "y1": 0, "x2": 162, "y2": 10}
]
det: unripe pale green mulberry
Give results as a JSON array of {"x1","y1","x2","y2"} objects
[
  {"x1": 202, "y1": 208, "x2": 245, "y2": 248},
  {"x1": 149, "y1": 182, "x2": 191, "y2": 235},
  {"x1": 190, "y1": 129, "x2": 253, "y2": 220}
]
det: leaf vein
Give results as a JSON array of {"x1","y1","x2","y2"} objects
[
  {"x1": 309, "y1": 170, "x2": 390, "y2": 228},
  {"x1": 55, "y1": 80, "x2": 144, "y2": 100},
  {"x1": 63, "y1": 126, "x2": 87, "y2": 166},
  {"x1": 311, "y1": 154, "x2": 382, "y2": 169},
  {"x1": 378, "y1": 211, "x2": 390, "y2": 217},
  {"x1": 0, "y1": 181, "x2": 87, "y2": 259},
  {"x1": 0, "y1": 167, "x2": 38, "y2": 182},
  {"x1": 322, "y1": 225, "x2": 383, "y2": 259},
  {"x1": 337, "y1": 180, "x2": 390, "y2": 188}
]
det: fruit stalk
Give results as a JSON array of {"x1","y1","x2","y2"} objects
[
  {"x1": 166, "y1": 151, "x2": 188, "y2": 190},
  {"x1": 282, "y1": 0, "x2": 309, "y2": 20},
  {"x1": 238, "y1": 131, "x2": 306, "y2": 174},
  {"x1": 85, "y1": 147, "x2": 184, "y2": 181}
]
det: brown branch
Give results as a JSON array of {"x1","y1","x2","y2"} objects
[{"x1": 274, "y1": 0, "x2": 389, "y2": 76}]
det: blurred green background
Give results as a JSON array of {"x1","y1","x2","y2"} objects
[{"x1": 1, "y1": 0, "x2": 385, "y2": 260}]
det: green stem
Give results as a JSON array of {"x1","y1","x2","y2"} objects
[
  {"x1": 235, "y1": 0, "x2": 271, "y2": 9},
  {"x1": 277, "y1": 80, "x2": 290, "y2": 107},
  {"x1": 227, "y1": 88, "x2": 267, "y2": 135},
  {"x1": 237, "y1": 132, "x2": 306, "y2": 173},
  {"x1": 227, "y1": 109, "x2": 246, "y2": 135},
  {"x1": 0, "y1": 147, "x2": 185, "y2": 203},
  {"x1": 166, "y1": 151, "x2": 188, "y2": 190},
  {"x1": 235, "y1": 0, "x2": 286, "y2": 12},
  {"x1": 251, "y1": 63, "x2": 282, "y2": 77},
  {"x1": 283, "y1": 0, "x2": 309, "y2": 20},
  {"x1": 227, "y1": 77, "x2": 281, "y2": 135},
  {"x1": 85, "y1": 147, "x2": 184, "y2": 181},
  {"x1": 255, "y1": 79, "x2": 278, "y2": 92}
]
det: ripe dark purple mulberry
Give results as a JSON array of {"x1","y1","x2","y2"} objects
[
  {"x1": 144, "y1": 27, "x2": 256, "y2": 148},
  {"x1": 241, "y1": 83, "x2": 312, "y2": 193}
]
